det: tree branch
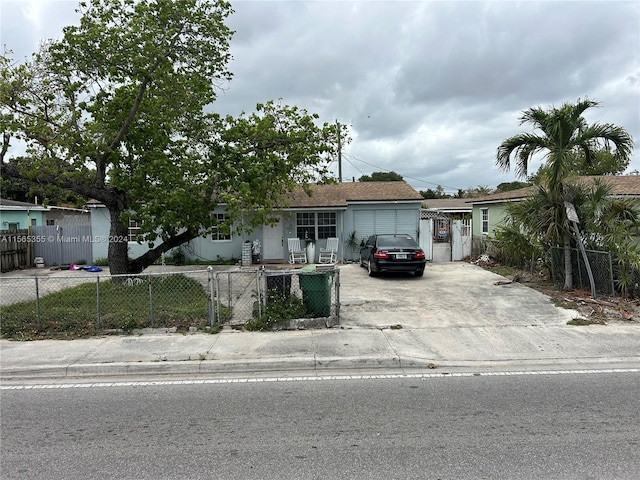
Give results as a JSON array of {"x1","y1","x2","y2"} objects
[
  {"x1": 128, "y1": 228, "x2": 199, "y2": 273},
  {"x1": 0, "y1": 161, "x2": 114, "y2": 204}
]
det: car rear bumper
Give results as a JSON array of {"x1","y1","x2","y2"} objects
[{"x1": 374, "y1": 260, "x2": 426, "y2": 272}]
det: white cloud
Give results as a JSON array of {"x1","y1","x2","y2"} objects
[{"x1": 1, "y1": 0, "x2": 638, "y2": 193}]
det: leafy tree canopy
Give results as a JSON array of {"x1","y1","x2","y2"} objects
[
  {"x1": 419, "y1": 185, "x2": 448, "y2": 199},
  {"x1": 494, "y1": 181, "x2": 531, "y2": 193},
  {"x1": 420, "y1": 185, "x2": 495, "y2": 199},
  {"x1": 359, "y1": 171, "x2": 404, "y2": 182},
  {"x1": 1, "y1": 0, "x2": 341, "y2": 274},
  {"x1": 463, "y1": 186, "x2": 493, "y2": 198}
]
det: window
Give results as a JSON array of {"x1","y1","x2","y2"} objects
[
  {"x1": 46, "y1": 219, "x2": 55, "y2": 226},
  {"x1": 128, "y1": 219, "x2": 141, "y2": 242},
  {"x1": 31, "y1": 218, "x2": 37, "y2": 227},
  {"x1": 296, "y1": 212, "x2": 336, "y2": 240},
  {"x1": 481, "y1": 208, "x2": 489, "y2": 234},
  {"x1": 211, "y1": 213, "x2": 231, "y2": 241},
  {"x1": 317, "y1": 212, "x2": 337, "y2": 239}
]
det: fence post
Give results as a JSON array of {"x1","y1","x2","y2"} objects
[
  {"x1": 215, "y1": 271, "x2": 221, "y2": 324},
  {"x1": 35, "y1": 276, "x2": 41, "y2": 330},
  {"x1": 227, "y1": 271, "x2": 232, "y2": 319},
  {"x1": 607, "y1": 252, "x2": 615, "y2": 296},
  {"x1": 207, "y1": 266, "x2": 215, "y2": 327},
  {"x1": 256, "y1": 269, "x2": 262, "y2": 318},
  {"x1": 96, "y1": 275, "x2": 101, "y2": 329},
  {"x1": 335, "y1": 268, "x2": 340, "y2": 319},
  {"x1": 148, "y1": 274, "x2": 154, "y2": 327},
  {"x1": 574, "y1": 248, "x2": 581, "y2": 287}
]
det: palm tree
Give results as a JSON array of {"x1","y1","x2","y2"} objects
[{"x1": 496, "y1": 98, "x2": 634, "y2": 290}]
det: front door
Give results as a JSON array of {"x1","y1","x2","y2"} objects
[{"x1": 262, "y1": 220, "x2": 284, "y2": 261}]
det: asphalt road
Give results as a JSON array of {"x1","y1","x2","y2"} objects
[{"x1": 2, "y1": 371, "x2": 639, "y2": 479}]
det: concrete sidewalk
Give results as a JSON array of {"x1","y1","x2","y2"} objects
[
  {"x1": 2, "y1": 322, "x2": 639, "y2": 380},
  {"x1": 2, "y1": 263, "x2": 639, "y2": 380}
]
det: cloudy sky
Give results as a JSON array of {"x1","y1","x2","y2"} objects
[{"x1": 2, "y1": 0, "x2": 639, "y2": 194}]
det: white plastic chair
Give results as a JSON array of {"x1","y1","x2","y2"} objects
[
  {"x1": 288, "y1": 238, "x2": 307, "y2": 264},
  {"x1": 318, "y1": 237, "x2": 338, "y2": 263}
]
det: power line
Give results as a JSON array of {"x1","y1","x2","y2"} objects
[{"x1": 342, "y1": 153, "x2": 463, "y2": 192}]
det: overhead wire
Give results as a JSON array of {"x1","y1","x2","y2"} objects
[{"x1": 341, "y1": 152, "x2": 463, "y2": 193}]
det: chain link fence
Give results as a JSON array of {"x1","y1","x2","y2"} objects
[
  {"x1": 550, "y1": 247, "x2": 615, "y2": 296},
  {"x1": 0, "y1": 266, "x2": 340, "y2": 339},
  {"x1": 219, "y1": 266, "x2": 340, "y2": 329}
]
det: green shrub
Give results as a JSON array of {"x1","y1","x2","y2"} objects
[{"x1": 245, "y1": 294, "x2": 307, "y2": 331}]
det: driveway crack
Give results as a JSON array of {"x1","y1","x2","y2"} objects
[{"x1": 379, "y1": 328, "x2": 402, "y2": 368}]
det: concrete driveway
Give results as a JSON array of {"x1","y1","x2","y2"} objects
[{"x1": 339, "y1": 262, "x2": 579, "y2": 328}]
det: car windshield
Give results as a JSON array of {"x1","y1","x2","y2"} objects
[{"x1": 376, "y1": 235, "x2": 418, "y2": 248}]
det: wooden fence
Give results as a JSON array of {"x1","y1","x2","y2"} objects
[{"x1": 1, "y1": 229, "x2": 30, "y2": 272}]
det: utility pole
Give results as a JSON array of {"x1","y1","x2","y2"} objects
[{"x1": 336, "y1": 120, "x2": 342, "y2": 182}]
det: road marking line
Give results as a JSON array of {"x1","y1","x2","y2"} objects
[{"x1": 2, "y1": 368, "x2": 639, "y2": 390}]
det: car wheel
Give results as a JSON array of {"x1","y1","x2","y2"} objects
[
  {"x1": 414, "y1": 269, "x2": 424, "y2": 277},
  {"x1": 367, "y1": 258, "x2": 376, "y2": 277}
]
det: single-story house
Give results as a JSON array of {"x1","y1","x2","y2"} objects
[
  {"x1": 0, "y1": 198, "x2": 49, "y2": 230},
  {"x1": 87, "y1": 181, "x2": 425, "y2": 264},
  {"x1": 467, "y1": 175, "x2": 640, "y2": 239}
]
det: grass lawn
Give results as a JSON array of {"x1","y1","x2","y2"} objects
[{"x1": 1, "y1": 274, "x2": 211, "y2": 340}]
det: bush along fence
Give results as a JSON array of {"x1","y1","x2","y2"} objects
[{"x1": 0, "y1": 265, "x2": 340, "y2": 339}]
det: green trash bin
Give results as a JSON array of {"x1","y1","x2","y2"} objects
[{"x1": 299, "y1": 271, "x2": 332, "y2": 317}]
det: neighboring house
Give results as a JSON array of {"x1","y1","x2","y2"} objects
[
  {"x1": 86, "y1": 181, "x2": 425, "y2": 264},
  {"x1": 467, "y1": 175, "x2": 640, "y2": 240},
  {"x1": 0, "y1": 198, "x2": 48, "y2": 230},
  {"x1": 43, "y1": 205, "x2": 91, "y2": 226},
  {"x1": 0, "y1": 199, "x2": 91, "y2": 269}
]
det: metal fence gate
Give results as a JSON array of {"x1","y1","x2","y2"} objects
[{"x1": 213, "y1": 267, "x2": 340, "y2": 326}]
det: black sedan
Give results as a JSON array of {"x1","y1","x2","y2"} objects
[{"x1": 360, "y1": 234, "x2": 426, "y2": 277}]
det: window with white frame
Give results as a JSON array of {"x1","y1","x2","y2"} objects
[
  {"x1": 128, "y1": 219, "x2": 141, "y2": 242},
  {"x1": 481, "y1": 208, "x2": 489, "y2": 234},
  {"x1": 211, "y1": 213, "x2": 231, "y2": 241},
  {"x1": 296, "y1": 212, "x2": 336, "y2": 240}
]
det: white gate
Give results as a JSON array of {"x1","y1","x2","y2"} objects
[
  {"x1": 419, "y1": 219, "x2": 432, "y2": 261},
  {"x1": 451, "y1": 219, "x2": 472, "y2": 261},
  {"x1": 419, "y1": 212, "x2": 472, "y2": 262}
]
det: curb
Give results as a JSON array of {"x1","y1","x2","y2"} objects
[{"x1": 3, "y1": 356, "x2": 640, "y2": 381}]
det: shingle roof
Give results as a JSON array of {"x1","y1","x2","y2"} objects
[
  {"x1": 287, "y1": 181, "x2": 424, "y2": 208},
  {"x1": 0, "y1": 198, "x2": 49, "y2": 210},
  {"x1": 467, "y1": 175, "x2": 640, "y2": 204},
  {"x1": 422, "y1": 198, "x2": 472, "y2": 210},
  {"x1": 593, "y1": 175, "x2": 640, "y2": 195}
]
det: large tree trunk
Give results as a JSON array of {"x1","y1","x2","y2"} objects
[
  {"x1": 107, "y1": 204, "x2": 132, "y2": 276},
  {"x1": 106, "y1": 204, "x2": 199, "y2": 275},
  {"x1": 562, "y1": 232, "x2": 574, "y2": 291}
]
